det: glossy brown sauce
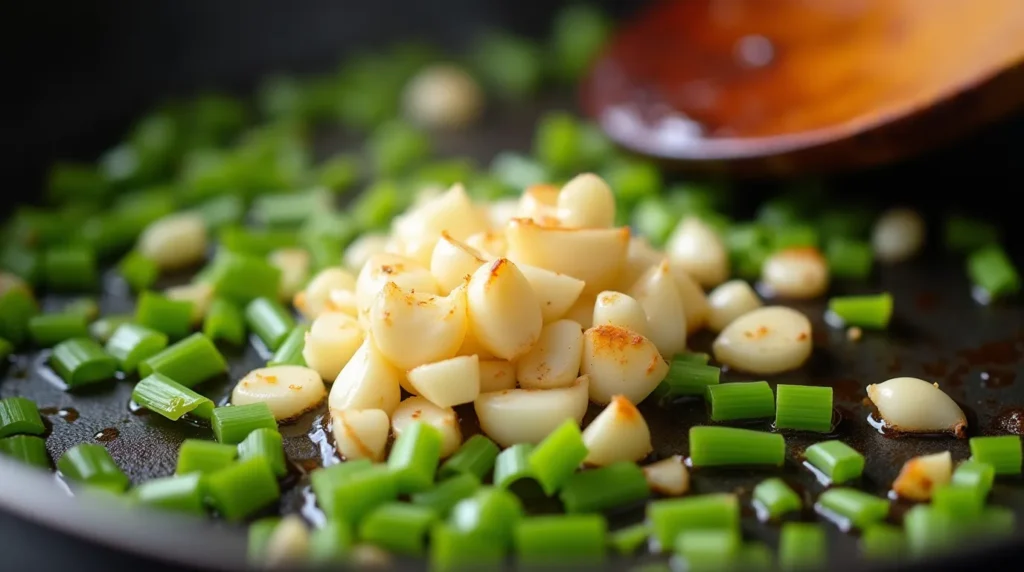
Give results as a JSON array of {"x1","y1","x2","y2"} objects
[
  {"x1": 39, "y1": 406, "x2": 79, "y2": 422},
  {"x1": 94, "y1": 427, "x2": 120, "y2": 442}
]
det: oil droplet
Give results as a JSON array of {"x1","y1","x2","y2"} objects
[
  {"x1": 58, "y1": 408, "x2": 79, "y2": 422},
  {"x1": 94, "y1": 428, "x2": 120, "y2": 442},
  {"x1": 128, "y1": 400, "x2": 148, "y2": 415}
]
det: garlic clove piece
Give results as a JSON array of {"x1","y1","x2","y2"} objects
[
  {"x1": 581, "y1": 325, "x2": 668, "y2": 405},
  {"x1": 331, "y1": 408, "x2": 390, "y2": 462},
  {"x1": 866, "y1": 377, "x2": 967, "y2": 438},
  {"x1": 232, "y1": 365, "x2": 326, "y2": 422},
  {"x1": 295, "y1": 267, "x2": 357, "y2": 320},
  {"x1": 516, "y1": 320, "x2": 584, "y2": 389},
  {"x1": 592, "y1": 291, "x2": 650, "y2": 337},
  {"x1": 328, "y1": 337, "x2": 402, "y2": 416},
  {"x1": 479, "y1": 359, "x2": 517, "y2": 393},
  {"x1": 582, "y1": 395, "x2": 653, "y2": 466},
  {"x1": 665, "y1": 216, "x2": 729, "y2": 288},
  {"x1": 369, "y1": 282, "x2": 467, "y2": 370},
  {"x1": 706, "y1": 279, "x2": 763, "y2": 332},
  {"x1": 264, "y1": 516, "x2": 310, "y2": 569},
  {"x1": 505, "y1": 218, "x2": 629, "y2": 294},
  {"x1": 430, "y1": 232, "x2": 487, "y2": 294},
  {"x1": 466, "y1": 259, "x2": 543, "y2": 361},
  {"x1": 392, "y1": 396, "x2": 463, "y2": 458},
  {"x1": 355, "y1": 253, "x2": 439, "y2": 324},
  {"x1": 629, "y1": 260, "x2": 687, "y2": 358},
  {"x1": 407, "y1": 354, "x2": 481, "y2": 408},
  {"x1": 473, "y1": 375, "x2": 589, "y2": 447},
  {"x1": 642, "y1": 456, "x2": 690, "y2": 496},
  {"x1": 712, "y1": 306, "x2": 812, "y2": 375},
  {"x1": 892, "y1": 451, "x2": 953, "y2": 501},
  {"x1": 517, "y1": 264, "x2": 586, "y2": 324},
  {"x1": 302, "y1": 312, "x2": 364, "y2": 382}
]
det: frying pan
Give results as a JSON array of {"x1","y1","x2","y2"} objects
[{"x1": 3, "y1": 1, "x2": 1024, "y2": 570}]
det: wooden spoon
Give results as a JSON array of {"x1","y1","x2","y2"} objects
[{"x1": 580, "y1": 0, "x2": 1024, "y2": 174}]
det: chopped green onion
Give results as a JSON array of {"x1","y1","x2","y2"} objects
[
  {"x1": 358, "y1": 502, "x2": 438, "y2": 556},
  {"x1": 903, "y1": 505, "x2": 958, "y2": 558},
  {"x1": 827, "y1": 293, "x2": 893, "y2": 329},
  {"x1": 105, "y1": 323, "x2": 168, "y2": 373},
  {"x1": 47, "y1": 161, "x2": 110, "y2": 203},
  {"x1": 560, "y1": 462, "x2": 649, "y2": 513},
  {"x1": 449, "y1": 487, "x2": 524, "y2": 546},
  {"x1": 251, "y1": 188, "x2": 331, "y2": 228},
  {"x1": 211, "y1": 403, "x2": 277, "y2": 444},
  {"x1": 803, "y1": 440, "x2": 865, "y2": 484},
  {"x1": 310, "y1": 460, "x2": 373, "y2": 518},
  {"x1": 440, "y1": 434, "x2": 500, "y2": 481},
  {"x1": 1, "y1": 245, "x2": 42, "y2": 285},
  {"x1": 139, "y1": 332, "x2": 228, "y2": 387},
  {"x1": 647, "y1": 494, "x2": 739, "y2": 549},
  {"x1": 29, "y1": 312, "x2": 89, "y2": 347},
  {"x1": 219, "y1": 226, "x2": 299, "y2": 257},
  {"x1": 778, "y1": 522, "x2": 827, "y2": 571},
  {"x1": 932, "y1": 484, "x2": 984, "y2": 520},
  {"x1": 192, "y1": 195, "x2": 245, "y2": 230},
  {"x1": 632, "y1": 197, "x2": 682, "y2": 246},
  {"x1": 514, "y1": 515, "x2": 607, "y2": 565},
  {"x1": 689, "y1": 426, "x2": 785, "y2": 467},
  {"x1": 493, "y1": 442, "x2": 535, "y2": 489},
  {"x1": 944, "y1": 215, "x2": 999, "y2": 252},
  {"x1": 411, "y1": 473, "x2": 481, "y2": 517},
  {"x1": 472, "y1": 32, "x2": 543, "y2": 99},
  {"x1": 247, "y1": 518, "x2": 281, "y2": 565},
  {"x1": 132, "y1": 373, "x2": 214, "y2": 421},
  {"x1": 859, "y1": 523, "x2": 904, "y2": 560},
  {"x1": 967, "y1": 244, "x2": 1020, "y2": 300},
  {"x1": 951, "y1": 459, "x2": 995, "y2": 496},
  {"x1": 205, "y1": 457, "x2": 280, "y2": 521},
  {"x1": 490, "y1": 152, "x2": 548, "y2": 191},
  {"x1": 739, "y1": 542, "x2": 774, "y2": 570},
  {"x1": 43, "y1": 246, "x2": 97, "y2": 291},
  {"x1": 176, "y1": 439, "x2": 237, "y2": 475},
  {"x1": 0, "y1": 435, "x2": 50, "y2": 468},
  {"x1": 429, "y1": 523, "x2": 505, "y2": 572},
  {"x1": 208, "y1": 251, "x2": 282, "y2": 304},
  {"x1": 316, "y1": 153, "x2": 360, "y2": 193},
  {"x1": 387, "y1": 421, "x2": 443, "y2": 493},
  {"x1": 775, "y1": 384, "x2": 834, "y2": 433},
  {"x1": 706, "y1": 381, "x2": 775, "y2": 421},
  {"x1": 772, "y1": 224, "x2": 819, "y2": 250},
  {"x1": 368, "y1": 120, "x2": 431, "y2": 176},
  {"x1": 57, "y1": 443, "x2": 129, "y2": 492},
  {"x1": 660, "y1": 359, "x2": 721, "y2": 397},
  {"x1": 601, "y1": 158, "x2": 661, "y2": 205},
  {"x1": 350, "y1": 179, "x2": 402, "y2": 230},
  {"x1": 549, "y1": 3, "x2": 612, "y2": 82},
  {"x1": 62, "y1": 298, "x2": 99, "y2": 321},
  {"x1": 0, "y1": 286, "x2": 38, "y2": 346},
  {"x1": 50, "y1": 337, "x2": 118, "y2": 388},
  {"x1": 308, "y1": 520, "x2": 354, "y2": 564},
  {"x1": 608, "y1": 523, "x2": 649, "y2": 556},
  {"x1": 203, "y1": 297, "x2": 246, "y2": 345},
  {"x1": 815, "y1": 487, "x2": 889, "y2": 530},
  {"x1": 118, "y1": 251, "x2": 159, "y2": 292},
  {"x1": 0, "y1": 397, "x2": 45, "y2": 438},
  {"x1": 969, "y1": 435, "x2": 1021, "y2": 475},
  {"x1": 244, "y1": 297, "x2": 295, "y2": 351},
  {"x1": 674, "y1": 529, "x2": 741, "y2": 571},
  {"x1": 316, "y1": 464, "x2": 397, "y2": 525},
  {"x1": 267, "y1": 325, "x2": 307, "y2": 366},
  {"x1": 89, "y1": 314, "x2": 132, "y2": 344},
  {"x1": 825, "y1": 237, "x2": 874, "y2": 279},
  {"x1": 528, "y1": 419, "x2": 588, "y2": 495},
  {"x1": 533, "y1": 112, "x2": 582, "y2": 174},
  {"x1": 752, "y1": 478, "x2": 802, "y2": 520},
  {"x1": 134, "y1": 473, "x2": 205, "y2": 515},
  {"x1": 818, "y1": 207, "x2": 873, "y2": 240},
  {"x1": 135, "y1": 291, "x2": 194, "y2": 339},
  {"x1": 238, "y1": 428, "x2": 287, "y2": 478}
]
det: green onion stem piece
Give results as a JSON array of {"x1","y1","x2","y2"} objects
[
  {"x1": 133, "y1": 473, "x2": 205, "y2": 515},
  {"x1": 267, "y1": 325, "x2": 307, "y2": 366},
  {"x1": 752, "y1": 478, "x2": 802, "y2": 520},
  {"x1": 429, "y1": 523, "x2": 505, "y2": 572},
  {"x1": 105, "y1": 323, "x2": 168, "y2": 373},
  {"x1": 0, "y1": 287, "x2": 39, "y2": 346},
  {"x1": 208, "y1": 251, "x2": 282, "y2": 304},
  {"x1": 646, "y1": 494, "x2": 739, "y2": 549},
  {"x1": 89, "y1": 314, "x2": 132, "y2": 344},
  {"x1": 828, "y1": 293, "x2": 894, "y2": 329},
  {"x1": 945, "y1": 215, "x2": 1000, "y2": 253},
  {"x1": 778, "y1": 522, "x2": 827, "y2": 571},
  {"x1": 309, "y1": 460, "x2": 373, "y2": 519},
  {"x1": 514, "y1": 514, "x2": 608, "y2": 565},
  {"x1": 674, "y1": 529, "x2": 741, "y2": 571},
  {"x1": 205, "y1": 457, "x2": 280, "y2": 521},
  {"x1": 608, "y1": 523, "x2": 650, "y2": 556},
  {"x1": 815, "y1": 488, "x2": 889, "y2": 530},
  {"x1": 931, "y1": 484, "x2": 985, "y2": 520},
  {"x1": 969, "y1": 435, "x2": 1022, "y2": 475},
  {"x1": 118, "y1": 251, "x2": 160, "y2": 293},
  {"x1": 449, "y1": 487, "x2": 524, "y2": 547},
  {"x1": 410, "y1": 473, "x2": 481, "y2": 517},
  {"x1": 803, "y1": 440, "x2": 865, "y2": 484},
  {"x1": 57, "y1": 443, "x2": 129, "y2": 492},
  {"x1": 238, "y1": 428, "x2": 287, "y2": 478},
  {"x1": 967, "y1": 245, "x2": 1020, "y2": 300},
  {"x1": 203, "y1": 297, "x2": 246, "y2": 345},
  {"x1": 43, "y1": 246, "x2": 98, "y2": 292},
  {"x1": 387, "y1": 421, "x2": 443, "y2": 494},
  {"x1": 859, "y1": 523, "x2": 905, "y2": 561},
  {"x1": 307, "y1": 520, "x2": 354, "y2": 564},
  {"x1": 176, "y1": 439, "x2": 237, "y2": 475},
  {"x1": 528, "y1": 419, "x2": 588, "y2": 495},
  {"x1": 493, "y1": 442, "x2": 535, "y2": 489},
  {"x1": 825, "y1": 237, "x2": 873, "y2": 279},
  {"x1": 951, "y1": 459, "x2": 996, "y2": 496},
  {"x1": 218, "y1": 226, "x2": 299, "y2": 257},
  {"x1": 136, "y1": 291, "x2": 194, "y2": 339},
  {"x1": 706, "y1": 381, "x2": 775, "y2": 421},
  {"x1": 559, "y1": 461, "x2": 649, "y2": 514},
  {"x1": 0, "y1": 435, "x2": 51, "y2": 468},
  {"x1": 775, "y1": 384, "x2": 834, "y2": 433},
  {"x1": 50, "y1": 337, "x2": 119, "y2": 388},
  {"x1": 439, "y1": 434, "x2": 500, "y2": 481},
  {"x1": 319, "y1": 464, "x2": 397, "y2": 525},
  {"x1": 689, "y1": 426, "x2": 785, "y2": 467},
  {"x1": 245, "y1": 297, "x2": 296, "y2": 352},
  {"x1": 132, "y1": 373, "x2": 214, "y2": 421},
  {"x1": 139, "y1": 332, "x2": 228, "y2": 388},
  {"x1": 660, "y1": 358, "x2": 721, "y2": 398},
  {"x1": 0, "y1": 397, "x2": 45, "y2": 438},
  {"x1": 29, "y1": 312, "x2": 89, "y2": 347},
  {"x1": 211, "y1": 403, "x2": 277, "y2": 444},
  {"x1": 358, "y1": 502, "x2": 438, "y2": 556}
]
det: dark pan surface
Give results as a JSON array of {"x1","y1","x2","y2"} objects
[{"x1": 2, "y1": 96, "x2": 1023, "y2": 571}]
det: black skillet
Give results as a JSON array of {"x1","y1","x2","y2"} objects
[{"x1": 3, "y1": 1, "x2": 1024, "y2": 570}]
